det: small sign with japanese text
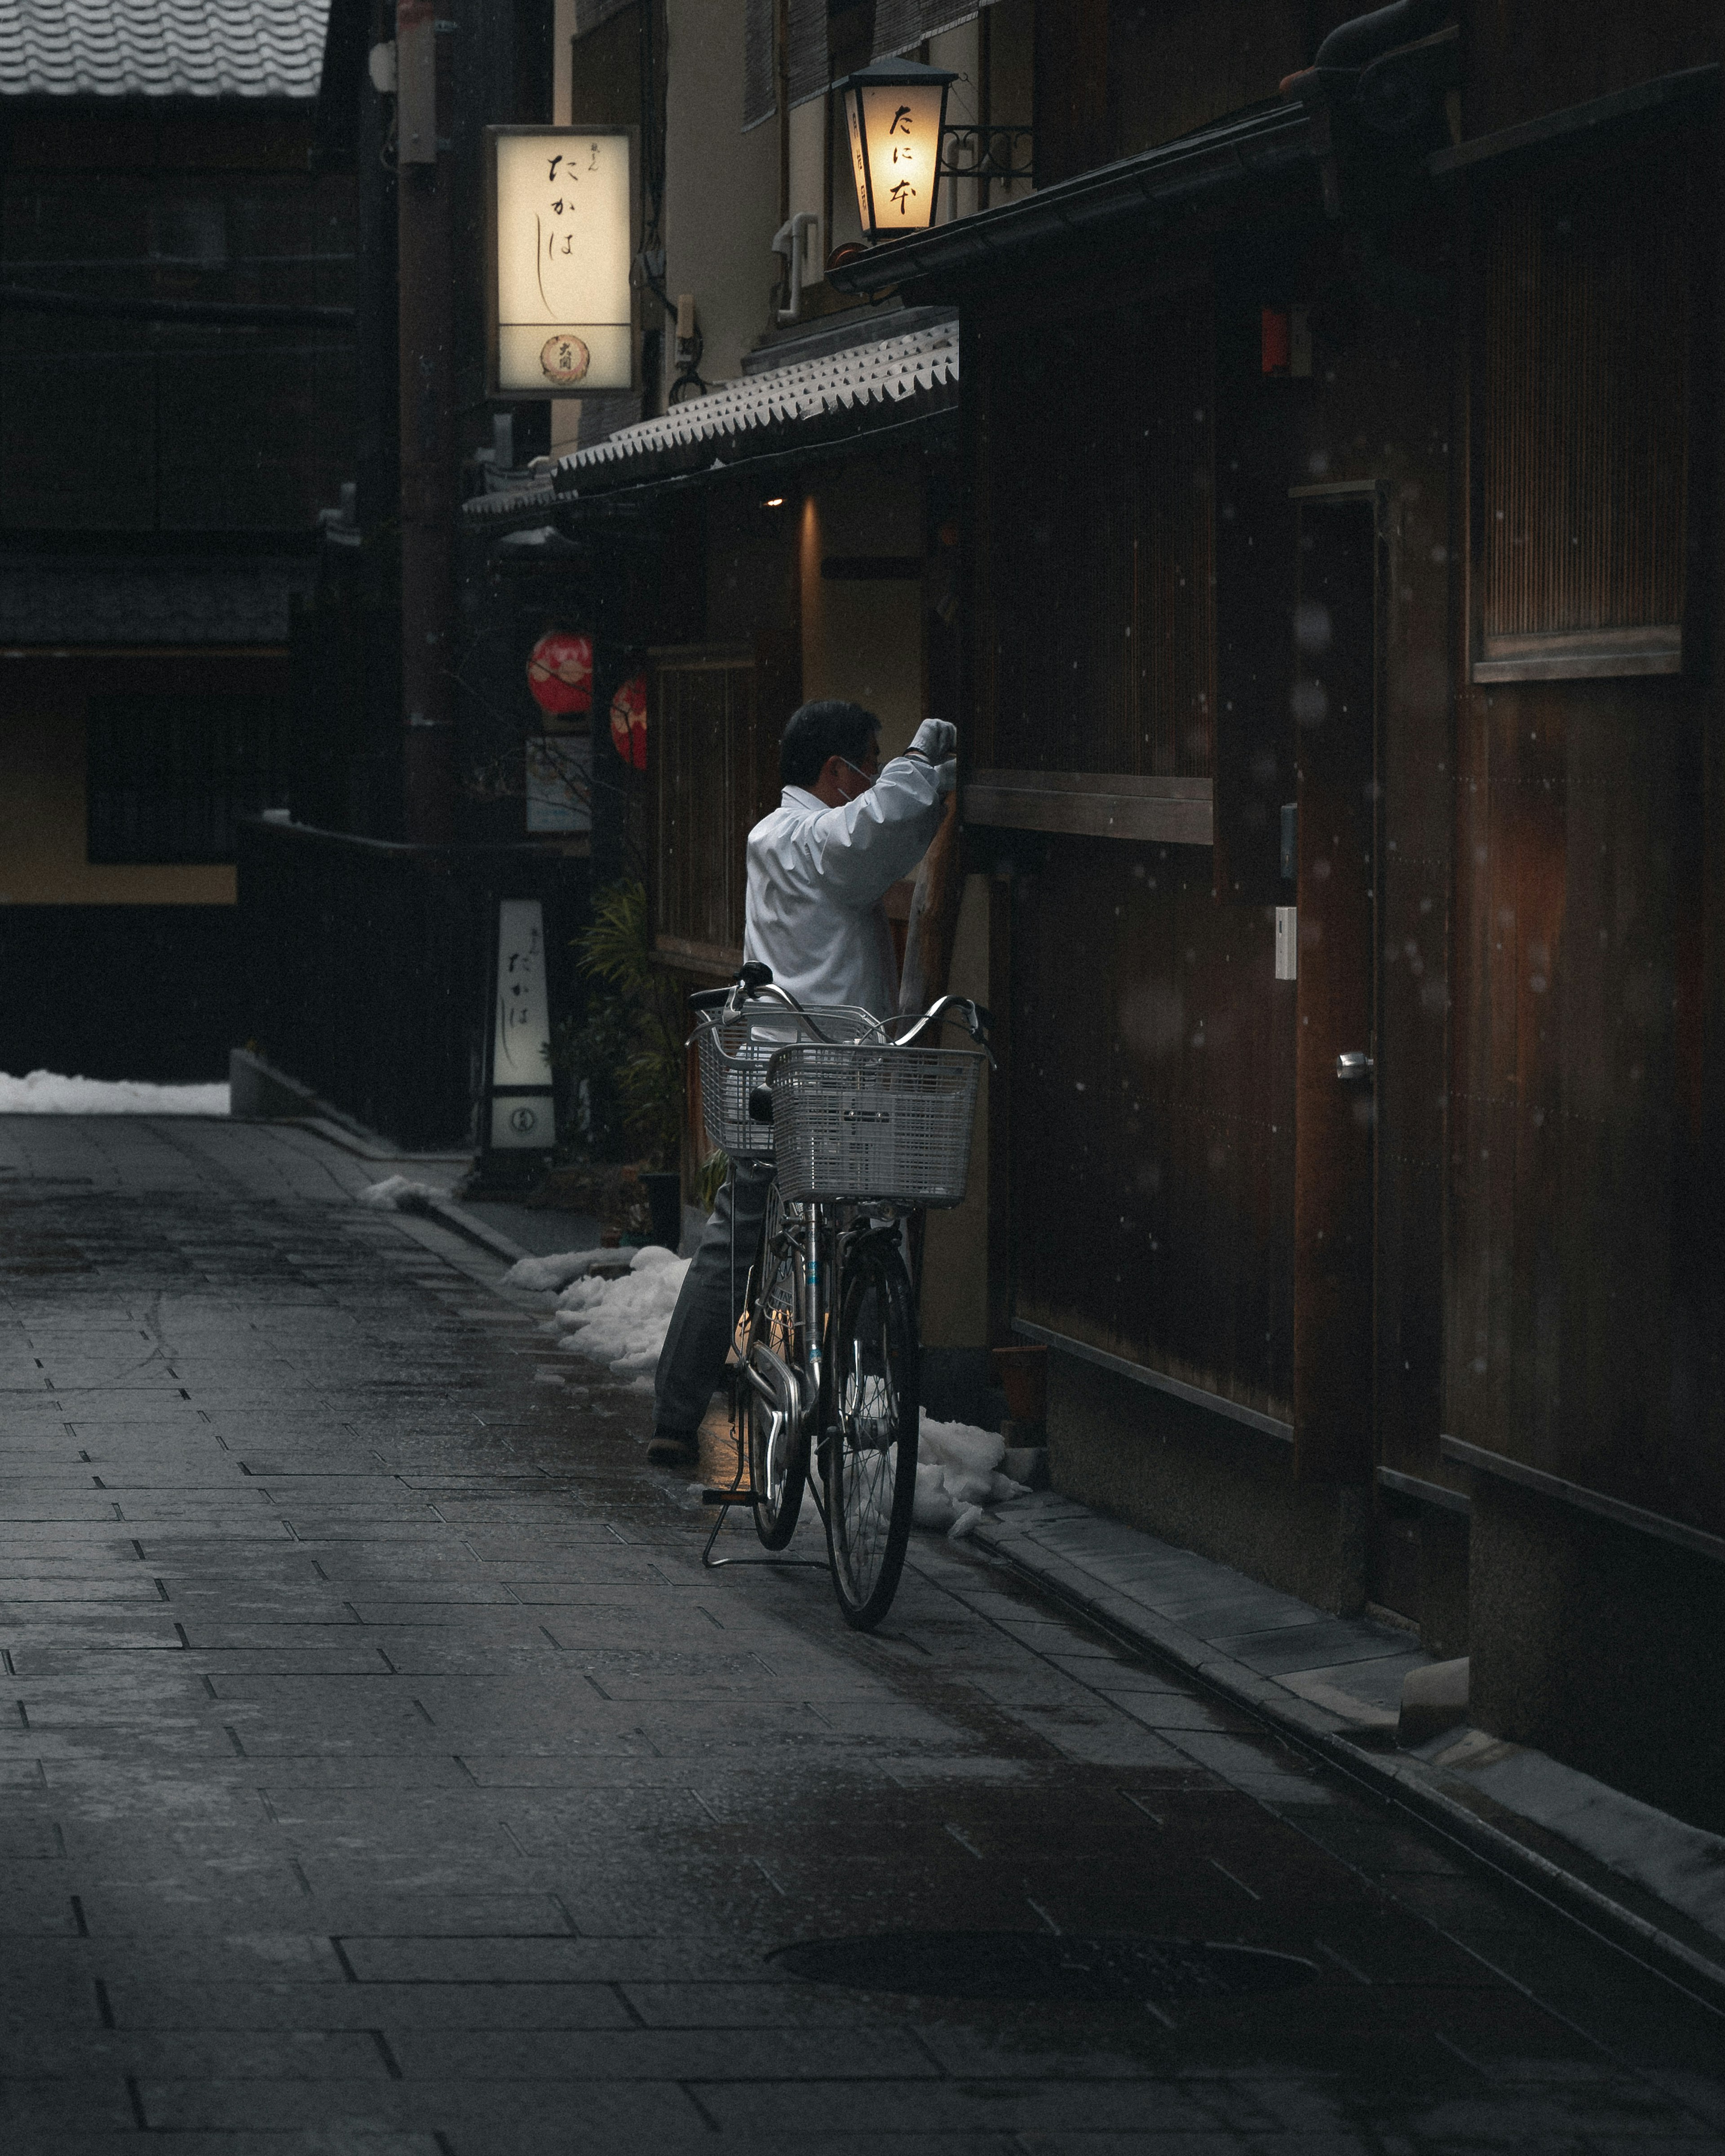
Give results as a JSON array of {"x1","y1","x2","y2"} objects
[{"x1": 488, "y1": 898, "x2": 556, "y2": 1150}]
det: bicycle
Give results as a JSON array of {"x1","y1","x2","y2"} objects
[{"x1": 689, "y1": 963, "x2": 992, "y2": 1630}]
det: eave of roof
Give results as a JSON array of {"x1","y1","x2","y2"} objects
[
  {"x1": 464, "y1": 315, "x2": 960, "y2": 525},
  {"x1": 828, "y1": 99, "x2": 1326, "y2": 295}
]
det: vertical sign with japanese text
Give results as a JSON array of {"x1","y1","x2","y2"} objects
[
  {"x1": 490, "y1": 128, "x2": 636, "y2": 396},
  {"x1": 488, "y1": 898, "x2": 556, "y2": 1150}
]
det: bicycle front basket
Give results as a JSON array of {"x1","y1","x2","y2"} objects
[
  {"x1": 768, "y1": 1043, "x2": 985, "y2": 1208},
  {"x1": 696, "y1": 1005, "x2": 877, "y2": 1163}
]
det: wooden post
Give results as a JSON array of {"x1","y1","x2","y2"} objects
[{"x1": 897, "y1": 794, "x2": 964, "y2": 1016}]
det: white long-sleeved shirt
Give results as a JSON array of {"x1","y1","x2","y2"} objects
[{"x1": 742, "y1": 755, "x2": 947, "y2": 1018}]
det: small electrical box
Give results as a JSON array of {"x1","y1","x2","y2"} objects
[{"x1": 1275, "y1": 906, "x2": 1298, "y2": 981}]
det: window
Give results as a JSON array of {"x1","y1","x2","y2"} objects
[
  {"x1": 1476, "y1": 134, "x2": 1692, "y2": 680},
  {"x1": 86, "y1": 695, "x2": 290, "y2": 865}
]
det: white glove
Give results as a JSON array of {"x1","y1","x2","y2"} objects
[
  {"x1": 910, "y1": 717, "x2": 957, "y2": 764},
  {"x1": 933, "y1": 757, "x2": 958, "y2": 795}
]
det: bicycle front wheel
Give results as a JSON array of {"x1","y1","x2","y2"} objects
[
  {"x1": 741, "y1": 1190, "x2": 809, "y2": 1551},
  {"x1": 823, "y1": 1238, "x2": 920, "y2": 1630}
]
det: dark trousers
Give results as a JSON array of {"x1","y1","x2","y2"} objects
[{"x1": 653, "y1": 1162, "x2": 773, "y2": 1435}]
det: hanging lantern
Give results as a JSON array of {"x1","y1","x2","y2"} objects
[
  {"x1": 610, "y1": 673, "x2": 646, "y2": 769},
  {"x1": 525, "y1": 629, "x2": 593, "y2": 716},
  {"x1": 834, "y1": 59, "x2": 957, "y2": 242}
]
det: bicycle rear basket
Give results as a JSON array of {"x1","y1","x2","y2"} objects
[
  {"x1": 767, "y1": 1043, "x2": 985, "y2": 1208},
  {"x1": 697, "y1": 1005, "x2": 876, "y2": 1162}
]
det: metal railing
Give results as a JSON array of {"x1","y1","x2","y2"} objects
[{"x1": 939, "y1": 123, "x2": 1034, "y2": 215}]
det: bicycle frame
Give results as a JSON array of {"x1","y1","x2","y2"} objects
[
  {"x1": 694, "y1": 962, "x2": 990, "y2": 1589},
  {"x1": 703, "y1": 1196, "x2": 902, "y2": 1571}
]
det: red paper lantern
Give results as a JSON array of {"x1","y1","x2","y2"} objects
[
  {"x1": 526, "y1": 629, "x2": 593, "y2": 716},
  {"x1": 610, "y1": 674, "x2": 647, "y2": 770}
]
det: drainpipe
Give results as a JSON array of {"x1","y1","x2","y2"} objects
[
  {"x1": 1280, "y1": 0, "x2": 1452, "y2": 100},
  {"x1": 773, "y1": 212, "x2": 819, "y2": 325}
]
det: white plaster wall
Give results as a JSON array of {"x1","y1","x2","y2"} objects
[{"x1": 662, "y1": 0, "x2": 782, "y2": 390}]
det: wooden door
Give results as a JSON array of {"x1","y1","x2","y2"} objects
[{"x1": 1292, "y1": 491, "x2": 1380, "y2": 1487}]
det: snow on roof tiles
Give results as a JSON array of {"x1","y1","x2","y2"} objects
[
  {"x1": 0, "y1": 0, "x2": 328, "y2": 101},
  {"x1": 562, "y1": 318, "x2": 959, "y2": 485},
  {"x1": 464, "y1": 316, "x2": 960, "y2": 522}
]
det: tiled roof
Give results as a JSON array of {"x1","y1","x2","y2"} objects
[
  {"x1": 464, "y1": 477, "x2": 558, "y2": 521},
  {"x1": 0, "y1": 1, "x2": 327, "y2": 101},
  {"x1": 563, "y1": 317, "x2": 959, "y2": 490},
  {"x1": 0, "y1": 557, "x2": 315, "y2": 644},
  {"x1": 464, "y1": 316, "x2": 960, "y2": 523}
]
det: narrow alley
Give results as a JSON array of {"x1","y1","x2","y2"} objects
[{"x1": 2, "y1": 1113, "x2": 1721, "y2": 2153}]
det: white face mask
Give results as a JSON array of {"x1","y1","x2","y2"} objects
[{"x1": 837, "y1": 753, "x2": 879, "y2": 795}]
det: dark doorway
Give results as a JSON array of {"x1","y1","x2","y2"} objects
[{"x1": 1291, "y1": 490, "x2": 1381, "y2": 1546}]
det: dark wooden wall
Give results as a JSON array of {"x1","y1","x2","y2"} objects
[
  {"x1": 1008, "y1": 838, "x2": 1296, "y2": 1424},
  {"x1": 1447, "y1": 105, "x2": 1723, "y2": 1537},
  {"x1": 0, "y1": 109, "x2": 354, "y2": 534},
  {"x1": 972, "y1": 288, "x2": 1215, "y2": 779},
  {"x1": 1462, "y1": 0, "x2": 1724, "y2": 137},
  {"x1": 1109, "y1": 0, "x2": 1307, "y2": 159}
]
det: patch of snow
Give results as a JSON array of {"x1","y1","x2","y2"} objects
[
  {"x1": 505, "y1": 1248, "x2": 602, "y2": 1293},
  {"x1": 535, "y1": 1256, "x2": 1037, "y2": 1538},
  {"x1": 554, "y1": 1245, "x2": 690, "y2": 1378},
  {"x1": 912, "y1": 1416, "x2": 1030, "y2": 1532},
  {"x1": 357, "y1": 1176, "x2": 443, "y2": 1212},
  {"x1": 0, "y1": 1070, "x2": 228, "y2": 1116}
]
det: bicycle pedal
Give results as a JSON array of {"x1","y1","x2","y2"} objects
[{"x1": 702, "y1": 1488, "x2": 758, "y2": 1507}]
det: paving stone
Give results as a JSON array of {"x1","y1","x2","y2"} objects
[{"x1": 2, "y1": 1115, "x2": 1721, "y2": 2154}]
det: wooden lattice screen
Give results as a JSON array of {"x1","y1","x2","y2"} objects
[
  {"x1": 649, "y1": 647, "x2": 761, "y2": 976},
  {"x1": 1477, "y1": 135, "x2": 1691, "y2": 680}
]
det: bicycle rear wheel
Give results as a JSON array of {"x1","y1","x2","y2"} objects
[
  {"x1": 822, "y1": 1237, "x2": 920, "y2": 1630},
  {"x1": 741, "y1": 1189, "x2": 809, "y2": 1551}
]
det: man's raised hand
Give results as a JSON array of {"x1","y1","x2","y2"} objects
[{"x1": 910, "y1": 717, "x2": 957, "y2": 763}]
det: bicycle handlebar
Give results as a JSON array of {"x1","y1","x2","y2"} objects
[
  {"x1": 691, "y1": 967, "x2": 994, "y2": 1060},
  {"x1": 888, "y1": 995, "x2": 994, "y2": 1054}
]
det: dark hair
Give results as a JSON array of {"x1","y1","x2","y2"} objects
[{"x1": 779, "y1": 699, "x2": 879, "y2": 789}]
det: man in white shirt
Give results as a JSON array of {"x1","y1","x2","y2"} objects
[{"x1": 649, "y1": 700, "x2": 957, "y2": 1467}]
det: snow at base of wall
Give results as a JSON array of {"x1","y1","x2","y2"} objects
[
  {"x1": 505, "y1": 1243, "x2": 1032, "y2": 1537},
  {"x1": 0, "y1": 1071, "x2": 230, "y2": 1115}
]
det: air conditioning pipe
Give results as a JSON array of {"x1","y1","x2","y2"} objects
[{"x1": 772, "y1": 212, "x2": 820, "y2": 326}]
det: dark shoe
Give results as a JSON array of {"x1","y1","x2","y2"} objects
[{"x1": 646, "y1": 1429, "x2": 699, "y2": 1468}]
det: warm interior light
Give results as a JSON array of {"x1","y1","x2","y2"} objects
[
  {"x1": 836, "y1": 60, "x2": 957, "y2": 243},
  {"x1": 762, "y1": 496, "x2": 786, "y2": 508}
]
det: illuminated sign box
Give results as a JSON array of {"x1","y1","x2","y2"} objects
[{"x1": 485, "y1": 125, "x2": 640, "y2": 398}]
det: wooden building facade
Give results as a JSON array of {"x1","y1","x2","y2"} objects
[
  {"x1": 0, "y1": 1, "x2": 353, "y2": 1082},
  {"x1": 829, "y1": 1, "x2": 1725, "y2": 1830}
]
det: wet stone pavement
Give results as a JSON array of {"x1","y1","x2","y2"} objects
[{"x1": 2, "y1": 1116, "x2": 1723, "y2": 2156}]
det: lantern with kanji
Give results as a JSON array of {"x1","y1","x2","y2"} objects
[
  {"x1": 526, "y1": 629, "x2": 593, "y2": 717},
  {"x1": 610, "y1": 674, "x2": 646, "y2": 770}
]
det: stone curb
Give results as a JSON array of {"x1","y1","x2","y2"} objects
[{"x1": 972, "y1": 1512, "x2": 1725, "y2": 2016}]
